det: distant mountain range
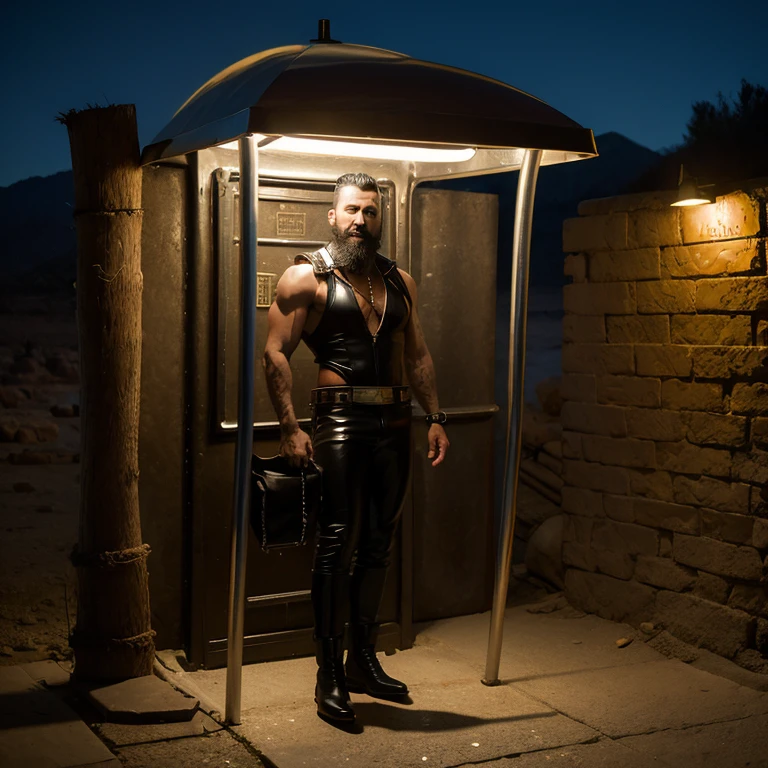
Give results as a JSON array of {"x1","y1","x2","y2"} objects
[
  {"x1": 0, "y1": 132, "x2": 662, "y2": 292},
  {"x1": 0, "y1": 170, "x2": 77, "y2": 292}
]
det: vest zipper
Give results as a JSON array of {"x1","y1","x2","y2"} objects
[
  {"x1": 372, "y1": 333, "x2": 380, "y2": 384},
  {"x1": 372, "y1": 333, "x2": 383, "y2": 428}
]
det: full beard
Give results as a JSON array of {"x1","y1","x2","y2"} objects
[{"x1": 330, "y1": 225, "x2": 381, "y2": 274}]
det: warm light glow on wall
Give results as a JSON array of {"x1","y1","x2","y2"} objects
[
  {"x1": 217, "y1": 137, "x2": 476, "y2": 163},
  {"x1": 680, "y1": 192, "x2": 760, "y2": 243}
]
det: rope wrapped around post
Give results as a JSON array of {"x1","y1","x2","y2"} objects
[{"x1": 70, "y1": 543, "x2": 151, "y2": 568}]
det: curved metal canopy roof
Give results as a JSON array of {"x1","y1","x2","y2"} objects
[{"x1": 142, "y1": 39, "x2": 596, "y2": 164}]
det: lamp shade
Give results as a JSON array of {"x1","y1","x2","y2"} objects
[
  {"x1": 142, "y1": 40, "x2": 597, "y2": 164},
  {"x1": 671, "y1": 176, "x2": 714, "y2": 207}
]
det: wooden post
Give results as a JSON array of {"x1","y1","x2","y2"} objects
[{"x1": 59, "y1": 105, "x2": 154, "y2": 680}]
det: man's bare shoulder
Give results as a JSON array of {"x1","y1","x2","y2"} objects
[
  {"x1": 275, "y1": 264, "x2": 320, "y2": 309},
  {"x1": 397, "y1": 268, "x2": 418, "y2": 297},
  {"x1": 280, "y1": 263, "x2": 319, "y2": 290}
]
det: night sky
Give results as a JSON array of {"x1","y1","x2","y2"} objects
[{"x1": 2, "y1": 0, "x2": 765, "y2": 188}]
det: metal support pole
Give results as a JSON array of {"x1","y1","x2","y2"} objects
[
  {"x1": 483, "y1": 148, "x2": 542, "y2": 686},
  {"x1": 225, "y1": 134, "x2": 259, "y2": 724}
]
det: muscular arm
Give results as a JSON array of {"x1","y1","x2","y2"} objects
[
  {"x1": 263, "y1": 264, "x2": 317, "y2": 464},
  {"x1": 401, "y1": 270, "x2": 449, "y2": 466},
  {"x1": 401, "y1": 271, "x2": 439, "y2": 413}
]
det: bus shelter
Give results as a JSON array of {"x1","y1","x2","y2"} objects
[{"x1": 140, "y1": 21, "x2": 596, "y2": 723}]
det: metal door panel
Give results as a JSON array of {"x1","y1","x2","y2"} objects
[
  {"x1": 138, "y1": 163, "x2": 189, "y2": 650},
  {"x1": 410, "y1": 188, "x2": 498, "y2": 621}
]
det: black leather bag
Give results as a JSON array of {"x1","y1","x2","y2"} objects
[{"x1": 250, "y1": 455, "x2": 322, "y2": 551}]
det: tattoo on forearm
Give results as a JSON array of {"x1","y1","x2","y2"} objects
[
  {"x1": 264, "y1": 351, "x2": 298, "y2": 432},
  {"x1": 406, "y1": 354, "x2": 439, "y2": 414},
  {"x1": 404, "y1": 307, "x2": 441, "y2": 414}
]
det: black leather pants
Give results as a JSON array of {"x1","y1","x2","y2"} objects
[{"x1": 311, "y1": 401, "x2": 411, "y2": 638}]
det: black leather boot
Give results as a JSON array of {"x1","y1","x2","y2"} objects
[
  {"x1": 315, "y1": 636, "x2": 355, "y2": 721},
  {"x1": 346, "y1": 566, "x2": 408, "y2": 696},
  {"x1": 345, "y1": 623, "x2": 408, "y2": 697},
  {"x1": 312, "y1": 571, "x2": 354, "y2": 721}
]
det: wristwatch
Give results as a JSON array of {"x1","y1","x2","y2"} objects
[{"x1": 425, "y1": 411, "x2": 447, "y2": 425}]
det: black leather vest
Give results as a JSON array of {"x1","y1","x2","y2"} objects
[{"x1": 298, "y1": 250, "x2": 412, "y2": 386}]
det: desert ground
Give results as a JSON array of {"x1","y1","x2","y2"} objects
[{"x1": 0, "y1": 294, "x2": 80, "y2": 665}]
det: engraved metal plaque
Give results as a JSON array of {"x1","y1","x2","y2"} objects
[
  {"x1": 276, "y1": 211, "x2": 306, "y2": 237},
  {"x1": 257, "y1": 272, "x2": 278, "y2": 307}
]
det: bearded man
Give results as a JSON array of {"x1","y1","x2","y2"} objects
[{"x1": 264, "y1": 172, "x2": 449, "y2": 723}]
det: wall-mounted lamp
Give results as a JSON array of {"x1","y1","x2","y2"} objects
[{"x1": 670, "y1": 164, "x2": 714, "y2": 207}]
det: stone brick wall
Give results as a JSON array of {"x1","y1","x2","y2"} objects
[{"x1": 559, "y1": 181, "x2": 768, "y2": 669}]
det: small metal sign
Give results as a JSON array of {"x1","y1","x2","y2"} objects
[
  {"x1": 276, "y1": 211, "x2": 306, "y2": 237},
  {"x1": 257, "y1": 273, "x2": 278, "y2": 307}
]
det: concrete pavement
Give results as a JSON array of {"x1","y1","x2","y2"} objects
[
  {"x1": 2, "y1": 594, "x2": 768, "y2": 767},
  {"x1": 0, "y1": 663, "x2": 119, "y2": 768},
  {"x1": 167, "y1": 596, "x2": 768, "y2": 768}
]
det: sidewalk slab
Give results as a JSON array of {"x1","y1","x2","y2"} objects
[
  {"x1": 618, "y1": 713, "x2": 768, "y2": 768},
  {"x1": 189, "y1": 656, "x2": 310, "y2": 713},
  {"x1": 115, "y1": 729, "x2": 264, "y2": 767},
  {"x1": 190, "y1": 640, "x2": 487, "y2": 712},
  {"x1": 0, "y1": 666, "x2": 119, "y2": 768},
  {"x1": 19, "y1": 659, "x2": 71, "y2": 687},
  {"x1": 166, "y1": 603, "x2": 768, "y2": 768},
  {"x1": 463, "y1": 736, "x2": 670, "y2": 768},
  {"x1": 417, "y1": 606, "x2": 663, "y2": 681},
  {"x1": 95, "y1": 710, "x2": 222, "y2": 747},
  {"x1": 514, "y1": 658, "x2": 768, "y2": 737},
  {"x1": 482, "y1": 718, "x2": 768, "y2": 768},
  {"x1": 88, "y1": 674, "x2": 199, "y2": 724},
  {"x1": 236, "y1": 681, "x2": 599, "y2": 768},
  {"x1": 188, "y1": 641, "x2": 600, "y2": 767}
]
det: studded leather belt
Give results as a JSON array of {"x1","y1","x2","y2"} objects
[{"x1": 310, "y1": 386, "x2": 411, "y2": 406}]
